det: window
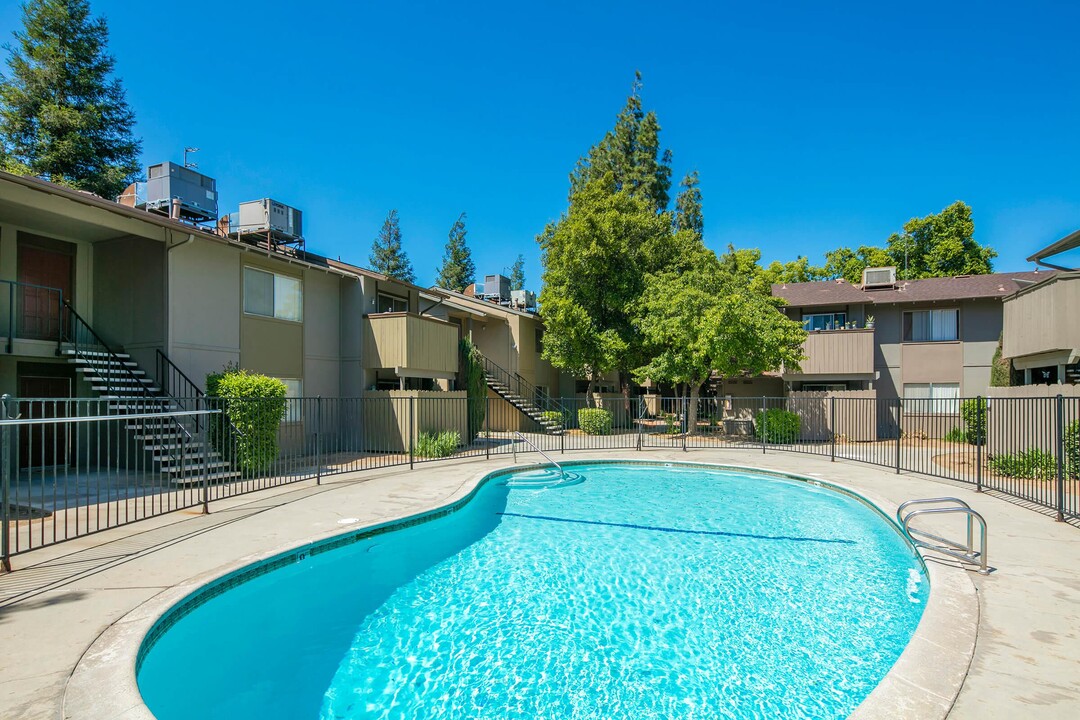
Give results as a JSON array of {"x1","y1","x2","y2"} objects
[
  {"x1": 803, "y1": 312, "x2": 846, "y2": 331},
  {"x1": 244, "y1": 267, "x2": 302, "y2": 321},
  {"x1": 535, "y1": 328, "x2": 544, "y2": 355},
  {"x1": 280, "y1": 378, "x2": 302, "y2": 422},
  {"x1": 903, "y1": 382, "x2": 960, "y2": 414},
  {"x1": 903, "y1": 309, "x2": 958, "y2": 342},
  {"x1": 376, "y1": 293, "x2": 408, "y2": 313}
]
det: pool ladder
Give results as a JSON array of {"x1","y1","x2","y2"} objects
[{"x1": 897, "y1": 498, "x2": 990, "y2": 575}]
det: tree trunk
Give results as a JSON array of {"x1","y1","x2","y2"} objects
[
  {"x1": 620, "y1": 372, "x2": 632, "y2": 422},
  {"x1": 586, "y1": 375, "x2": 596, "y2": 408},
  {"x1": 687, "y1": 380, "x2": 704, "y2": 436}
]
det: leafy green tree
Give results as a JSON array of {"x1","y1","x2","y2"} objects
[
  {"x1": 569, "y1": 72, "x2": 672, "y2": 213},
  {"x1": 674, "y1": 170, "x2": 703, "y2": 235},
  {"x1": 538, "y1": 175, "x2": 673, "y2": 402},
  {"x1": 636, "y1": 243, "x2": 807, "y2": 434},
  {"x1": 0, "y1": 0, "x2": 141, "y2": 198},
  {"x1": 509, "y1": 254, "x2": 525, "y2": 291},
  {"x1": 369, "y1": 209, "x2": 415, "y2": 283},
  {"x1": 761, "y1": 256, "x2": 827, "y2": 285},
  {"x1": 821, "y1": 202, "x2": 995, "y2": 283},
  {"x1": 435, "y1": 212, "x2": 475, "y2": 292}
]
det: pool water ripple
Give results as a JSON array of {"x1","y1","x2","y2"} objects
[{"x1": 137, "y1": 464, "x2": 926, "y2": 720}]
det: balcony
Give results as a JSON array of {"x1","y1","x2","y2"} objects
[
  {"x1": 363, "y1": 313, "x2": 459, "y2": 378},
  {"x1": 784, "y1": 328, "x2": 874, "y2": 378}
]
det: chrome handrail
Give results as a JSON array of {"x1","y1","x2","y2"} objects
[
  {"x1": 897, "y1": 497, "x2": 974, "y2": 553},
  {"x1": 901, "y1": 502, "x2": 989, "y2": 575},
  {"x1": 513, "y1": 431, "x2": 566, "y2": 480}
]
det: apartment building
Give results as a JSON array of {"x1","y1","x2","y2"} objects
[
  {"x1": 771, "y1": 267, "x2": 1050, "y2": 403},
  {"x1": 1001, "y1": 229, "x2": 1080, "y2": 385},
  {"x1": 0, "y1": 169, "x2": 460, "y2": 404}
]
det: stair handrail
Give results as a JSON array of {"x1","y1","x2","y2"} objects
[
  {"x1": 480, "y1": 354, "x2": 570, "y2": 419},
  {"x1": 63, "y1": 300, "x2": 158, "y2": 404},
  {"x1": 156, "y1": 349, "x2": 206, "y2": 432}
]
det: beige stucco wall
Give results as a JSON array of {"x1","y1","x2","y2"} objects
[
  {"x1": 301, "y1": 268, "x2": 341, "y2": 397},
  {"x1": 167, "y1": 239, "x2": 241, "y2": 386},
  {"x1": 360, "y1": 390, "x2": 468, "y2": 452}
]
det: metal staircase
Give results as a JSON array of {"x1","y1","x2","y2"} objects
[
  {"x1": 481, "y1": 355, "x2": 567, "y2": 435},
  {"x1": 61, "y1": 302, "x2": 239, "y2": 485}
]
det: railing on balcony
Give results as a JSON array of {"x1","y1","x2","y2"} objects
[
  {"x1": 0, "y1": 278, "x2": 67, "y2": 354},
  {"x1": 363, "y1": 313, "x2": 460, "y2": 376}
]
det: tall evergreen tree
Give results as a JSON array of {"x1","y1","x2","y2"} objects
[
  {"x1": 674, "y1": 170, "x2": 703, "y2": 235},
  {"x1": 509, "y1": 254, "x2": 526, "y2": 291},
  {"x1": 569, "y1": 72, "x2": 673, "y2": 213},
  {"x1": 434, "y1": 212, "x2": 475, "y2": 293},
  {"x1": 0, "y1": 0, "x2": 141, "y2": 198},
  {"x1": 369, "y1": 210, "x2": 415, "y2": 283}
]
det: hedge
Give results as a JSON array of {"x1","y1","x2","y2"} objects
[
  {"x1": 460, "y1": 338, "x2": 486, "y2": 440},
  {"x1": 755, "y1": 408, "x2": 800, "y2": 444},
  {"x1": 206, "y1": 369, "x2": 287, "y2": 475},
  {"x1": 960, "y1": 397, "x2": 987, "y2": 446},
  {"x1": 989, "y1": 449, "x2": 1056, "y2": 479},
  {"x1": 578, "y1": 407, "x2": 613, "y2": 435},
  {"x1": 415, "y1": 431, "x2": 460, "y2": 458},
  {"x1": 540, "y1": 410, "x2": 568, "y2": 427}
]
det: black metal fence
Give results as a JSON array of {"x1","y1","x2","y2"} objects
[{"x1": 3, "y1": 393, "x2": 1078, "y2": 569}]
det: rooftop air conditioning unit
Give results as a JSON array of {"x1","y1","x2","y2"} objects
[
  {"x1": 121, "y1": 161, "x2": 218, "y2": 223},
  {"x1": 510, "y1": 289, "x2": 536, "y2": 309},
  {"x1": 235, "y1": 199, "x2": 303, "y2": 244},
  {"x1": 481, "y1": 274, "x2": 511, "y2": 302},
  {"x1": 862, "y1": 266, "x2": 897, "y2": 288}
]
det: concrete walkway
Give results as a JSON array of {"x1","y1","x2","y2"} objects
[{"x1": 1, "y1": 448, "x2": 1078, "y2": 719}]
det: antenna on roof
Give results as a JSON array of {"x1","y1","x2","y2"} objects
[{"x1": 183, "y1": 147, "x2": 199, "y2": 169}]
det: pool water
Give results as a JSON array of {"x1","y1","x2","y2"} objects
[{"x1": 137, "y1": 463, "x2": 927, "y2": 720}]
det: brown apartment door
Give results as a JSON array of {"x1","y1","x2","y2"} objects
[
  {"x1": 18, "y1": 242, "x2": 73, "y2": 341},
  {"x1": 17, "y1": 375, "x2": 71, "y2": 468}
]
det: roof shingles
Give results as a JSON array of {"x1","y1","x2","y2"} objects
[{"x1": 772, "y1": 271, "x2": 1052, "y2": 308}]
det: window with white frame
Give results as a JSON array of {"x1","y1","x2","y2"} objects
[
  {"x1": 903, "y1": 382, "x2": 960, "y2": 414},
  {"x1": 376, "y1": 292, "x2": 408, "y2": 313},
  {"x1": 244, "y1": 267, "x2": 303, "y2": 322},
  {"x1": 802, "y1": 312, "x2": 846, "y2": 331},
  {"x1": 280, "y1": 378, "x2": 303, "y2": 422},
  {"x1": 903, "y1": 308, "x2": 958, "y2": 342}
]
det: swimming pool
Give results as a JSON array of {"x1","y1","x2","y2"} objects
[{"x1": 137, "y1": 461, "x2": 927, "y2": 720}]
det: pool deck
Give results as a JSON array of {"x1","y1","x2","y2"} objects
[{"x1": 1, "y1": 448, "x2": 1078, "y2": 719}]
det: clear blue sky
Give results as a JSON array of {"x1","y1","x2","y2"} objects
[{"x1": 4, "y1": 0, "x2": 1080, "y2": 285}]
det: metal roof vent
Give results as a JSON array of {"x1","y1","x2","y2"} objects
[{"x1": 862, "y1": 266, "x2": 897, "y2": 288}]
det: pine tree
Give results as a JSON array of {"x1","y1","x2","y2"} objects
[
  {"x1": 0, "y1": 0, "x2": 141, "y2": 198},
  {"x1": 509, "y1": 254, "x2": 526, "y2": 291},
  {"x1": 674, "y1": 171, "x2": 703, "y2": 236},
  {"x1": 569, "y1": 72, "x2": 673, "y2": 213},
  {"x1": 435, "y1": 212, "x2": 475, "y2": 293},
  {"x1": 369, "y1": 210, "x2": 415, "y2": 283}
]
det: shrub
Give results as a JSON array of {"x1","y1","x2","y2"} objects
[
  {"x1": 944, "y1": 427, "x2": 968, "y2": 443},
  {"x1": 460, "y1": 338, "x2": 486, "y2": 440},
  {"x1": 664, "y1": 413, "x2": 680, "y2": 435},
  {"x1": 960, "y1": 397, "x2": 987, "y2": 445},
  {"x1": 1065, "y1": 420, "x2": 1080, "y2": 479},
  {"x1": 989, "y1": 449, "x2": 1056, "y2": 479},
  {"x1": 756, "y1": 408, "x2": 800, "y2": 444},
  {"x1": 415, "y1": 430, "x2": 460, "y2": 458},
  {"x1": 539, "y1": 410, "x2": 567, "y2": 428},
  {"x1": 578, "y1": 407, "x2": 613, "y2": 435},
  {"x1": 206, "y1": 369, "x2": 287, "y2": 475}
]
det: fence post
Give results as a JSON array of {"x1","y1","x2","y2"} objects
[
  {"x1": 315, "y1": 396, "x2": 322, "y2": 486},
  {"x1": 637, "y1": 397, "x2": 643, "y2": 451},
  {"x1": 200, "y1": 420, "x2": 210, "y2": 515},
  {"x1": 681, "y1": 396, "x2": 688, "y2": 453},
  {"x1": 975, "y1": 396, "x2": 983, "y2": 493},
  {"x1": 408, "y1": 396, "x2": 415, "y2": 470},
  {"x1": 895, "y1": 398, "x2": 902, "y2": 474},
  {"x1": 1, "y1": 395, "x2": 12, "y2": 572},
  {"x1": 485, "y1": 395, "x2": 490, "y2": 461},
  {"x1": 1056, "y1": 394, "x2": 1065, "y2": 522},
  {"x1": 830, "y1": 396, "x2": 836, "y2": 463},
  {"x1": 761, "y1": 396, "x2": 767, "y2": 454}
]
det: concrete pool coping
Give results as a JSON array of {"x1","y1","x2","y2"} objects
[{"x1": 61, "y1": 457, "x2": 977, "y2": 720}]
